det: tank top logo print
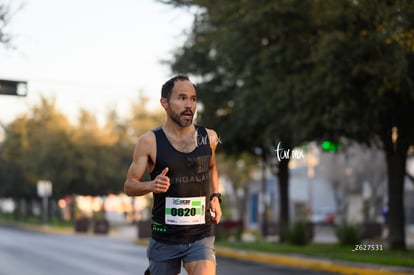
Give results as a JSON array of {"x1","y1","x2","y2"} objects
[
  {"x1": 186, "y1": 155, "x2": 210, "y2": 173},
  {"x1": 167, "y1": 155, "x2": 210, "y2": 184},
  {"x1": 170, "y1": 173, "x2": 209, "y2": 184}
]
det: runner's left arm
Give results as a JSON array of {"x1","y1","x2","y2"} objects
[{"x1": 207, "y1": 129, "x2": 221, "y2": 224}]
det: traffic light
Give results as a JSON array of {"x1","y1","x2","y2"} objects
[
  {"x1": 0, "y1": 79, "x2": 28, "y2": 96},
  {"x1": 321, "y1": 140, "x2": 340, "y2": 152}
]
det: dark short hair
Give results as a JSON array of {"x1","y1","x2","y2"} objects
[{"x1": 161, "y1": 75, "x2": 196, "y2": 99}]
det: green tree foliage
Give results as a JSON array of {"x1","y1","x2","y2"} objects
[
  {"x1": 161, "y1": 0, "x2": 414, "y2": 249},
  {"x1": 1, "y1": 97, "x2": 77, "y2": 198},
  {"x1": 0, "y1": 115, "x2": 33, "y2": 198}
]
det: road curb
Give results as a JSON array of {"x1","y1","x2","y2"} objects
[{"x1": 215, "y1": 247, "x2": 414, "y2": 275}]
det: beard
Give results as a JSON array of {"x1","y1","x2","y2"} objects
[{"x1": 168, "y1": 109, "x2": 194, "y2": 127}]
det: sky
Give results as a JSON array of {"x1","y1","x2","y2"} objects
[{"x1": 0, "y1": 0, "x2": 194, "y2": 125}]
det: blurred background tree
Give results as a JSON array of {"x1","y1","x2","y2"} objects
[{"x1": 0, "y1": 95, "x2": 164, "y2": 220}]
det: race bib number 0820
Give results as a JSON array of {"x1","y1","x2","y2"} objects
[{"x1": 165, "y1": 197, "x2": 206, "y2": 225}]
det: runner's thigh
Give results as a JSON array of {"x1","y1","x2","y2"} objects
[{"x1": 184, "y1": 260, "x2": 216, "y2": 275}]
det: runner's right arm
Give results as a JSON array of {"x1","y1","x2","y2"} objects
[{"x1": 124, "y1": 132, "x2": 170, "y2": 196}]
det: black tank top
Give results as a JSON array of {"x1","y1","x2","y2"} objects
[{"x1": 149, "y1": 125, "x2": 214, "y2": 244}]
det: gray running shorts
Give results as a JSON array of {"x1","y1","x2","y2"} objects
[{"x1": 146, "y1": 236, "x2": 216, "y2": 275}]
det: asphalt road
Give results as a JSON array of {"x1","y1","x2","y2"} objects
[{"x1": 0, "y1": 226, "x2": 339, "y2": 275}]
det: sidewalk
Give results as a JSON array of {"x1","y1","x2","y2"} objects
[{"x1": 111, "y1": 224, "x2": 414, "y2": 275}]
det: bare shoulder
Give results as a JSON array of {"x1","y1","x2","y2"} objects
[
  {"x1": 205, "y1": 128, "x2": 217, "y2": 138},
  {"x1": 205, "y1": 128, "x2": 220, "y2": 150},
  {"x1": 138, "y1": 131, "x2": 156, "y2": 144},
  {"x1": 135, "y1": 131, "x2": 156, "y2": 155}
]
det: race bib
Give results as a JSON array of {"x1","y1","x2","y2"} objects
[{"x1": 165, "y1": 196, "x2": 206, "y2": 225}]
